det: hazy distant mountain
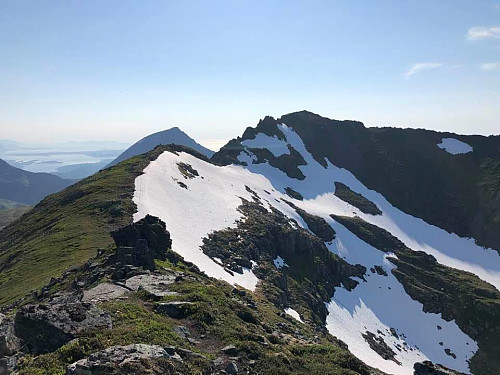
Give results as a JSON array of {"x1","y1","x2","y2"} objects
[
  {"x1": 54, "y1": 160, "x2": 112, "y2": 179},
  {"x1": 56, "y1": 140, "x2": 130, "y2": 151},
  {"x1": 0, "y1": 158, "x2": 74, "y2": 205},
  {"x1": 106, "y1": 127, "x2": 214, "y2": 168},
  {"x1": 0, "y1": 139, "x2": 21, "y2": 154},
  {"x1": 0, "y1": 199, "x2": 31, "y2": 229}
]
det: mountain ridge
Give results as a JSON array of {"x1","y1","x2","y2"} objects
[
  {"x1": 0, "y1": 158, "x2": 74, "y2": 205},
  {"x1": 106, "y1": 127, "x2": 214, "y2": 168},
  {"x1": 1, "y1": 112, "x2": 499, "y2": 375},
  {"x1": 214, "y1": 111, "x2": 500, "y2": 252}
]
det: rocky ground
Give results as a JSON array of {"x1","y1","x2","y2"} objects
[{"x1": 0, "y1": 213, "x2": 466, "y2": 375}]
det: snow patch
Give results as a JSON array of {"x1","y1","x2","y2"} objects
[
  {"x1": 437, "y1": 138, "x2": 473, "y2": 155},
  {"x1": 284, "y1": 307, "x2": 303, "y2": 323},
  {"x1": 241, "y1": 133, "x2": 290, "y2": 157},
  {"x1": 273, "y1": 256, "x2": 288, "y2": 269},
  {"x1": 326, "y1": 223, "x2": 477, "y2": 374},
  {"x1": 133, "y1": 152, "x2": 261, "y2": 290}
]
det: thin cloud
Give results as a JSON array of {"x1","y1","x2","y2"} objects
[
  {"x1": 406, "y1": 63, "x2": 443, "y2": 77},
  {"x1": 480, "y1": 62, "x2": 500, "y2": 71},
  {"x1": 467, "y1": 26, "x2": 500, "y2": 40}
]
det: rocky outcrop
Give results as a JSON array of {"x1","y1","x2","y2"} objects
[
  {"x1": 202, "y1": 201, "x2": 365, "y2": 324},
  {"x1": 65, "y1": 344, "x2": 176, "y2": 375},
  {"x1": 111, "y1": 214, "x2": 172, "y2": 268},
  {"x1": 413, "y1": 360, "x2": 466, "y2": 375},
  {"x1": 0, "y1": 314, "x2": 20, "y2": 357},
  {"x1": 177, "y1": 162, "x2": 199, "y2": 179},
  {"x1": 114, "y1": 239, "x2": 156, "y2": 271},
  {"x1": 282, "y1": 199, "x2": 335, "y2": 242},
  {"x1": 155, "y1": 302, "x2": 195, "y2": 319},
  {"x1": 0, "y1": 314, "x2": 21, "y2": 374},
  {"x1": 361, "y1": 331, "x2": 400, "y2": 365},
  {"x1": 284, "y1": 187, "x2": 303, "y2": 201},
  {"x1": 334, "y1": 182, "x2": 382, "y2": 215},
  {"x1": 14, "y1": 293, "x2": 112, "y2": 354}
]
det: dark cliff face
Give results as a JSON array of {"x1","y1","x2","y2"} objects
[{"x1": 212, "y1": 111, "x2": 500, "y2": 252}]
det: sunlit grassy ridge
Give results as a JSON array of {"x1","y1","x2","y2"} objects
[{"x1": 0, "y1": 146, "x2": 174, "y2": 307}]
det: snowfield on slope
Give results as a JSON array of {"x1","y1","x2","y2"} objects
[
  {"x1": 239, "y1": 125, "x2": 500, "y2": 291},
  {"x1": 437, "y1": 138, "x2": 473, "y2": 155},
  {"x1": 134, "y1": 151, "x2": 260, "y2": 290},
  {"x1": 132, "y1": 123, "x2": 495, "y2": 374}
]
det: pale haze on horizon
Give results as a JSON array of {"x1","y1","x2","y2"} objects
[{"x1": 1, "y1": 0, "x2": 499, "y2": 147}]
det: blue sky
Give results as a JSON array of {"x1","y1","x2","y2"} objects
[{"x1": 1, "y1": 0, "x2": 499, "y2": 148}]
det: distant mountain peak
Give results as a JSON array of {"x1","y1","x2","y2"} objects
[
  {"x1": 107, "y1": 127, "x2": 214, "y2": 168},
  {"x1": 0, "y1": 157, "x2": 73, "y2": 205}
]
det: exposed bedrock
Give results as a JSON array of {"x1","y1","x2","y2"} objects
[
  {"x1": 202, "y1": 201, "x2": 365, "y2": 324},
  {"x1": 111, "y1": 214, "x2": 172, "y2": 267},
  {"x1": 14, "y1": 293, "x2": 112, "y2": 354}
]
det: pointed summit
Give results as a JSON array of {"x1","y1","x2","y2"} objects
[{"x1": 107, "y1": 127, "x2": 214, "y2": 168}]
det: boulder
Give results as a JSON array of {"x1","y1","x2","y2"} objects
[
  {"x1": 82, "y1": 282, "x2": 129, "y2": 303},
  {"x1": 66, "y1": 344, "x2": 172, "y2": 375},
  {"x1": 0, "y1": 358, "x2": 7, "y2": 375},
  {"x1": 225, "y1": 361, "x2": 239, "y2": 374},
  {"x1": 154, "y1": 302, "x2": 194, "y2": 319},
  {"x1": 0, "y1": 314, "x2": 21, "y2": 357},
  {"x1": 15, "y1": 293, "x2": 112, "y2": 354},
  {"x1": 221, "y1": 345, "x2": 238, "y2": 356},
  {"x1": 111, "y1": 215, "x2": 172, "y2": 263},
  {"x1": 115, "y1": 239, "x2": 156, "y2": 271},
  {"x1": 125, "y1": 274, "x2": 178, "y2": 298},
  {"x1": 173, "y1": 326, "x2": 190, "y2": 339},
  {"x1": 0, "y1": 355, "x2": 19, "y2": 375}
]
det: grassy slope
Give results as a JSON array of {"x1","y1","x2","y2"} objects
[
  {"x1": 0, "y1": 206, "x2": 31, "y2": 229},
  {"x1": 0, "y1": 146, "x2": 173, "y2": 307}
]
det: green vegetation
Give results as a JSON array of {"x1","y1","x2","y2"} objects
[
  {"x1": 15, "y1": 296, "x2": 196, "y2": 375},
  {"x1": 16, "y1": 265, "x2": 371, "y2": 375},
  {"x1": 252, "y1": 345, "x2": 371, "y2": 375},
  {"x1": 0, "y1": 145, "x2": 203, "y2": 307}
]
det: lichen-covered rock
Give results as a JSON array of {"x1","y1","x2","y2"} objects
[
  {"x1": 125, "y1": 273, "x2": 178, "y2": 298},
  {"x1": 14, "y1": 293, "x2": 112, "y2": 354},
  {"x1": 65, "y1": 344, "x2": 173, "y2": 375},
  {"x1": 0, "y1": 314, "x2": 21, "y2": 357},
  {"x1": 82, "y1": 283, "x2": 129, "y2": 303}
]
